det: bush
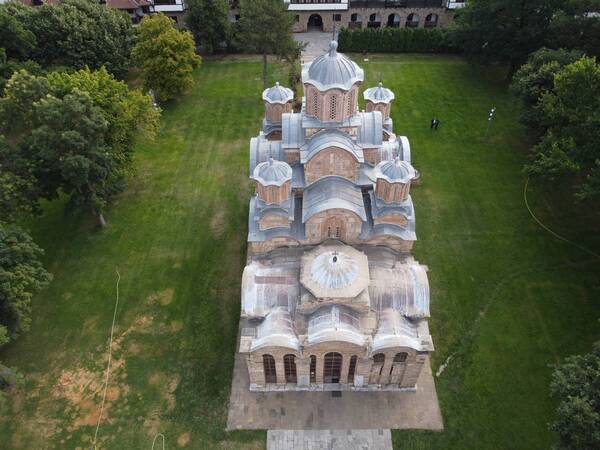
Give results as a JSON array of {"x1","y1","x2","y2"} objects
[{"x1": 338, "y1": 27, "x2": 460, "y2": 54}]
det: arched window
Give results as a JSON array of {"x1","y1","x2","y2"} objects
[
  {"x1": 311, "y1": 91, "x2": 318, "y2": 116},
  {"x1": 425, "y1": 13, "x2": 438, "y2": 28},
  {"x1": 284, "y1": 354, "x2": 297, "y2": 383},
  {"x1": 263, "y1": 354, "x2": 276, "y2": 383},
  {"x1": 394, "y1": 352, "x2": 408, "y2": 363},
  {"x1": 406, "y1": 13, "x2": 419, "y2": 28},
  {"x1": 368, "y1": 13, "x2": 381, "y2": 28},
  {"x1": 323, "y1": 352, "x2": 343, "y2": 383},
  {"x1": 373, "y1": 353, "x2": 385, "y2": 364},
  {"x1": 348, "y1": 355, "x2": 358, "y2": 383},
  {"x1": 387, "y1": 13, "x2": 401, "y2": 28},
  {"x1": 310, "y1": 355, "x2": 317, "y2": 383},
  {"x1": 329, "y1": 95, "x2": 337, "y2": 120}
]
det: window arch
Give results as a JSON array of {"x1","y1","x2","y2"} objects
[
  {"x1": 425, "y1": 13, "x2": 438, "y2": 28},
  {"x1": 348, "y1": 355, "x2": 358, "y2": 383},
  {"x1": 373, "y1": 353, "x2": 385, "y2": 364},
  {"x1": 387, "y1": 13, "x2": 401, "y2": 28},
  {"x1": 263, "y1": 354, "x2": 276, "y2": 383},
  {"x1": 406, "y1": 13, "x2": 419, "y2": 28},
  {"x1": 310, "y1": 355, "x2": 317, "y2": 383},
  {"x1": 323, "y1": 352, "x2": 343, "y2": 383},
  {"x1": 394, "y1": 352, "x2": 408, "y2": 363},
  {"x1": 283, "y1": 354, "x2": 297, "y2": 383}
]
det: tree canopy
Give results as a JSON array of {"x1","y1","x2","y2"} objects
[
  {"x1": 0, "y1": 0, "x2": 134, "y2": 76},
  {"x1": 187, "y1": 0, "x2": 230, "y2": 54},
  {"x1": 550, "y1": 342, "x2": 600, "y2": 449},
  {"x1": 0, "y1": 223, "x2": 51, "y2": 342},
  {"x1": 0, "y1": 67, "x2": 159, "y2": 224},
  {"x1": 132, "y1": 13, "x2": 201, "y2": 102},
  {"x1": 235, "y1": 0, "x2": 297, "y2": 88}
]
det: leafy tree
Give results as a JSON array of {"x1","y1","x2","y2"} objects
[
  {"x1": 511, "y1": 48, "x2": 583, "y2": 130},
  {"x1": 0, "y1": 8, "x2": 36, "y2": 60},
  {"x1": 550, "y1": 342, "x2": 600, "y2": 449},
  {"x1": 0, "y1": 223, "x2": 51, "y2": 341},
  {"x1": 187, "y1": 0, "x2": 230, "y2": 54},
  {"x1": 0, "y1": 136, "x2": 39, "y2": 223},
  {"x1": 0, "y1": 0, "x2": 134, "y2": 77},
  {"x1": 549, "y1": 0, "x2": 600, "y2": 58},
  {"x1": 0, "y1": 67, "x2": 159, "y2": 223},
  {"x1": 525, "y1": 57, "x2": 600, "y2": 199},
  {"x1": 235, "y1": 0, "x2": 297, "y2": 88},
  {"x1": 452, "y1": 0, "x2": 561, "y2": 75},
  {"x1": 132, "y1": 13, "x2": 201, "y2": 102},
  {"x1": 0, "y1": 48, "x2": 43, "y2": 94}
]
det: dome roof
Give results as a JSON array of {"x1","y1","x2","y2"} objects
[
  {"x1": 262, "y1": 82, "x2": 294, "y2": 104},
  {"x1": 364, "y1": 82, "x2": 395, "y2": 104},
  {"x1": 302, "y1": 41, "x2": 364, "y2": 91},
  {"x1": 252, "y1": 158, "x2": 292, "y2": 187},
  {"x1": 374, "y1": 157, "x2": 416, "y2": 183},
  {"x1": 310, "y1": 251, "x2": 358, "y2": 290}
]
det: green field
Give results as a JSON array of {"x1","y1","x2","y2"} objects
[{"x1": 1, "y1": 55, "x2": 599, "y2": 450}]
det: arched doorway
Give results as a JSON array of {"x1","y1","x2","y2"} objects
[
  {"x1": 323, "y1": 352, "x2": 343, "y2": 383},
  {"x1": 387, "y1": 13, "x2": 401, "y2": 28},
  {"x1": 307, "y1": 14, "x2": 323, "y2": 31}
]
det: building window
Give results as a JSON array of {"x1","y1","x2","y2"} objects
[
  {"x1": 323, "y1": 352, "x2": 343, "y2": 383},
  {"x1": 348, "y1": 355, "x2": 357, "y2": 383},
  {"x1": 329, "y1": 95, "x2": 337, "y2": 120},
  {"x1": 333, "y1": 14, "x2": 341, "y2": 22},
  {"x1": 284, "y1": 354, "x2": 297, "y2": 383},
  {"x1": 312, "y1": 92, "x2": 318, "y2": 116},
  {"x1": 394, "y1": 352, "x2": 408, "y2": 363},
  {"x1": 295, "y1": 15, "x2": 300, "y2": 23},
  {"x1": 263, "y1": 354, "x2": 276, "y2": 383},
  {"x1": 373, "y1": 353, "x2": 385, "y2": 364},
  {"x1": 310, "y1": 355, "x2": 317, "y2": 383}
]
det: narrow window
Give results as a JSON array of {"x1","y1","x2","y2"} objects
[
  {"x1": 312, "y1": 92, "x2": 318, "y2": 116},
  {"x1": 323, "y1": 352, "x2": 343, "y2": 383},
  {"x1": 310, "y1": 355, "x2": 317, "y2": 383},
  {"x1": 263, "y1": 354, "x2": 276, "y2": 383},
  {"x1": 373, "y1": 353, "x2": 385, "y2": 376},
  {"x1": 335, "y1": 226, "x2": 341, "y2": 238},
  {"x1": 284, "y1": 354, "x2": 297, "y2": 383},
  {"x1": 330, "y1": 95, "x2": 337, "y2": 120},
  {"x1": 348, "y1": 355, "x2": 357, "y2": 383}
]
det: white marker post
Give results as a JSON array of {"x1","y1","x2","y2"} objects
[{"x1": 484, "y1": 106, "x2": 496, "y2": 140}]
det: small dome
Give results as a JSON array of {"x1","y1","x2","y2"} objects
[
  {"x1": 374, "y1": 157, "x2": 416, "y2": 183},
  {"x1": 262, "y1": 82, "x2": 294, "y2": 104},
  {"x1": 310, "y1": 251, "x2": 358, "y2": 290},
  {"x1": 252, "y1": 158, "x2": 292, "y2": 187},
  {"x1": 302, "y1": 41, "x2": 364, "y2": 91},
  {"x1": 364, "y1": 82, "x2": 395, "y2": 104}
]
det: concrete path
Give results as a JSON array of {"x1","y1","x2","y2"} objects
[
  {"x1": 295, "y1": 31, "x2": 334, "y2": 64},
  {"x1": 267, "y1": 429, "x2": 392, "y2": 450}
]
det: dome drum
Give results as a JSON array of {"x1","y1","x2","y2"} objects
[
  {"x1": 251, "y1": 158, "x2": 293, "y2": 205},
  {"x1": 374, "y1": 158, "x2": 417, "y2": 203},
  {"x1": 364, "y1": 83, "x2": 395, "y2": 120}
]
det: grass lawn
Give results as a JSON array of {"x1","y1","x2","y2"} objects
[{"x1": 1, "y1": 54, "x2": 599, "y2": 450}]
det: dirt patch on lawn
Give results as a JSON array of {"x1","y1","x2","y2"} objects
[
  {"x1": 148, "y1": 372, "x2": 180, "y2": 412},
  {"x1": 210, "y1": 208, "x2": 226, "y2": 239},
  {"x1": 147, "y1": 288, "x2": 175, "y2": 306},
  {"x1": 177, "y1": 432, "x2": 191, "y2": 447}
]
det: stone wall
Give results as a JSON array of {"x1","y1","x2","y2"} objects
[
  {"x1": 375, "y1": 178, "x2": 411, "y2": 203},
  {"x1": 265, "y1": 101, "x2": 293, "y2": 123},
  {"x1": 259, "y1": 214, "x2": 292, "y2": 231},
  {"x1": 305, "y1": 209, "x2": 363, "y2": 243},
  {"x1": 292, "y1": 7, "x2": 453, "y2": 33},
  {"x1": 304, "y1": 148, "x2": 360, "y2": 184},
  {"x1": 305, "y1": 85, "x2": 360, "y2": 123},
  {"x1": 256, "y1": 180, "x2": 291, "y2": 204},
  {"x1": 246, "y1": 342, "x2": 426, "y2": 390}
]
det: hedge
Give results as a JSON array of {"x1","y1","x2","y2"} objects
[{"x1": 337, "y1": 27, "x2": 460, "y2": 54}]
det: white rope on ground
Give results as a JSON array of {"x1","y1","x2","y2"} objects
[
  {"x1": 91, "y1": 269, "x2": 122, "y2": 449},
  {"x1": 151, "y1": 433, "x2": 166, "y2": 450},
  {"x1": 524, "y1": 177, "x2": 600, "y2": 259}
]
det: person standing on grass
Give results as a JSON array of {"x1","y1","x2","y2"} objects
[{"x1": 431, "y1": 117, "x2": 440, "y2": 130}]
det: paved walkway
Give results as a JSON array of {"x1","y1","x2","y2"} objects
[
  {"x1": 295, "y1": 31, "x2": 334, "y2": 64},
  {"x1": 267, "y1": 429, "x2": 392, "y2": 450}
]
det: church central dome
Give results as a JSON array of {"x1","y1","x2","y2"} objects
[
  {"x1": 303, "y1": 41, "x2": 364, "y2": 91},
  {"x1": 310, "y1": 251, "x2": 358, "y2": 290}
]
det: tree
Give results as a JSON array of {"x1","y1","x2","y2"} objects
[
  {"x1": 0, "y1": 223, "x2": 51, "y2": 342},
  {"x1": 549, "y1": 342, "x2": 600, "y2": 449},
  {"x1": 187, "y1": 0, "x2": 230, "y2": 54},
  {"x1": 525, "y1": 57, "x2": 600, "y2": 199},
  {"x1": 0, "y1": 48, "x2": 43, "y2": 94},
  {"x1": 511, "y1": 48, "x2": 583, "y2": 130},
  {"x1": 132, "y1": 14, "x2": 201, "y2": 102},
  {"x1": 0, "y1": 67, "x2": 159, "y2": 224},
  {"x1": 0, "y1": 136, "x2": 39, "y2": 223},
  {"x1": 549, "y1": 0, "x2": 600, "y2": 59},
  {"x1": 0, "y1": 0, "x2": 134, "y2": 77},
  {"x1": 452, "y1": 0, "x2": 561, "y2": 75},
  {"x1": 0, "y1": 8, "x2": 36, "y2": 60},
  {"x1": 235, "y1": 0, "x2": 297, "y2": 88}
]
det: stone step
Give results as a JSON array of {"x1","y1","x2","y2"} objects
[{"x1": 267, "y1": 429, "x2": 393, "y2": 450}]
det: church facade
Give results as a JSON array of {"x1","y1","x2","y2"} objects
[{"x1": 238, "y1": 41, "x2": 434, "y2": 391}]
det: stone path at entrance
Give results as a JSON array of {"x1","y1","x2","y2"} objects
[
  {"x1": 294, "y1": 31, "x2": 335, "y2": 64},
  {"x1": 267, "y1": 429, "x2": 392, "y2": 450}
]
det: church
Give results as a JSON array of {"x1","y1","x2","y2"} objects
[{"x1": 238, "y1": 41, "x2": 434, "y2": 391}]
